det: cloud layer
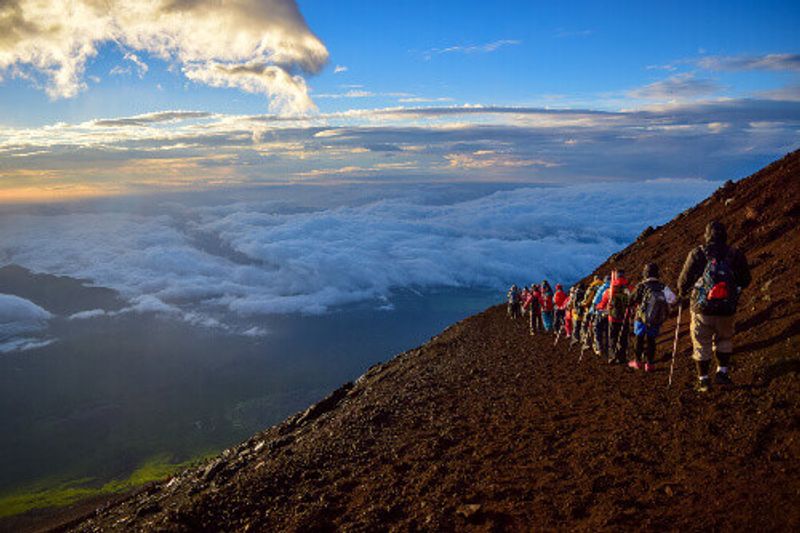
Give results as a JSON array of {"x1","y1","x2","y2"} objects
[
  {"x1": 0, "y1": 179, "x2": 717, "y2": 330},
  {"x1": 0, "y1": 0, "x2": 328, "y2": 113}
]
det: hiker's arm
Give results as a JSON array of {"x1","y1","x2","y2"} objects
[
  {"x1": 664, "y1": 286, "x2": 678, "y2": 305},
  {"x1": 677, "y1": 247, "x2": 702, "y2": 298}
]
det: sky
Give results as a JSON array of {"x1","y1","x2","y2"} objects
[{"x1": 0, "y1": 0, "x2": 798, "y2": 202}]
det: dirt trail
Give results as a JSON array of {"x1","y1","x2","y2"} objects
[{"x1": 52, "y1": 150, "x2": 800, "y2": 531}]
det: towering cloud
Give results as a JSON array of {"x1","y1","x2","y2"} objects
[{"x1": 0, "y1": 0, "x2": 328, "y2": 113}]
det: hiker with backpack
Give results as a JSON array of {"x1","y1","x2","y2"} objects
[
  {"x1": 553, "y1": 284, "x2": 568, "y2": 333},
  {"x1": 539, "y1": 280, "x2": 555, "y2": 332},
  {"x1": 628, "y1": 263, "x2": 677, "y2": 372},
  {"x1": 507, "y1": 284, "x2": 522, "y2": 320},
  {"x1": 580, "y1": 276, "x2": 603, "y2": 352},
  {"x1": 592, "y1": 275, "x2": 611, "y2": 357},
  {"x1": 599, "y1": 269, "x2": 631, "y2": 364},
  {"x1": 524, "y1": 284, "x2": 543, "y2": 334},
  {"x1": 568, "y1": 283, "x2": 586, "y2": 346},
  {"x1": 677, "y1": 221, "x2": 751, "y2": 392}
]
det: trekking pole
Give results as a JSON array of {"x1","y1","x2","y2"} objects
[
  {"x1": 554, "y1": 323, "x2": 564, "y2": 347},
  {"x1": 668, "y1": 303, "x2": 683, "y2": 387}
]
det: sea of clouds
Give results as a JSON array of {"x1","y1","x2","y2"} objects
[{"x1": 0, "y1": 179, "x2": 718, "y2": 350}]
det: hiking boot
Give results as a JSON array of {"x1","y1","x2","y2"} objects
[
  {"x1": 714, "y1": 371, "x2": 733, "y2": 386},
  {"x1": 627, "y1": 360, "x2": 641, "y2": 370},
  {"x1": 644, "y1": 363, "x2": 654, "y2": 373},
  {"x1": 695, "y1": 377, "x2": 710, "y2": 393}
]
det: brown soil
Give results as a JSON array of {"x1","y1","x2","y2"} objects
[{"x1": 52, "y1": 150, "x2": 800, "y2": 531}]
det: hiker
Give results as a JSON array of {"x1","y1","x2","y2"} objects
[
  {"x1": 677, "y1": 221, "x2": 751, "y2": 392},
  {"x1": 592, "y1": 275, "x2": 611, "y2": 357},
  {"x1": 599, "y1": 269, "x2": 631, "y2": 364},
  {"x1": 553, "y1": 283, "x2": 568, "y2": 333},
  {"x1": 580, "y1": 276, "x2": 603, "y2": 350},
  {"x1": 507, "y1": 284, "x2": 522, "y2": 320},
  {"x1": 540, "y1": 280, "x2": 555, "y2": 332},
  {"x1": 568, "y1": 283, "x2": 586, "y2": 345},
  {"x1": 628, "y1": 263, "x2": 676, "y2": 371},
  {"x1": 521, "y1": 285, "x2": 531, "y2": 303},
  {"x1": 523, "y1": 284, "x2": 543, "y2": 334}
]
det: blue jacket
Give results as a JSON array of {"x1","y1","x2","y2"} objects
[{"x1": 592, "y1": 281, "x2": 609, "y2": 310}]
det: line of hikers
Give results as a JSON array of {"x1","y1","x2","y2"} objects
[{"x1": 506, "y1": 221, "x2": 751, "y2": 392}]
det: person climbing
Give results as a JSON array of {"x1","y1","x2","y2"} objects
[
  {"x1": 507, "y1": 284, "x2": 521, "y2": 320},
  {"x1": 580, "y1": 276, "x2": 603, "y2": 351},
  {"x1": 592, "y1": 275, "x2": 611, "y2": 357},
  {"x1": 568, "y1": 283, "x2": 586, "y2": 345},
  {"x1": 628, "y1": 263, "x2": 676, "y2": 372},
  {"x1": 599, "y1": 269, "x2": 631, "y2": 364},
  {"x1": 523, "y1": 284, "x2": 543, "y2": 334},
  {"x1": 540, "y1": 280, "x2": 555, "y2": 332},
  {"x1": 553, "y1": 283, "x2": 568, "y2": 333},
  {"x1": 677, "y1": 220, "x2": 750, "y2": 392}
]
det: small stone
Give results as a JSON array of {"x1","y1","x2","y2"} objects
[{"x1": 457, "y1": 504, "x2": 481, "y2": 519}]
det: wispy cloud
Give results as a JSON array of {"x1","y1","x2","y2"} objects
[
  {"x1": 0, "y1": 0, "x2": 328, "y2": 114},
  {"x1": 698, "y1": 53, "x2": 800, "y2": 72},
  {"x1": 333, "y1": 65, "x2": 348, "y2": 74},
  {"x1": 423, "y1": 39, "x2": 521, "y2": 60},
  {"x1": 628, "y1": 73, "x2": 722, "y2": 100}
]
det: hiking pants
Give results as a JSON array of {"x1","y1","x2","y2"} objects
[
  {"x1": 690, "y1": 312, "x2": 735, "y2": 362},
  {"x1": 542, "y1": 310, "x2": 554, "y2": 332},
  {"x1": 594, "y1": 315, "x2": 608, "y2": 356},
  {"x1": 609, "y1": 320, "x2": 628, "y2": 361},
  {"x1": 554, "y1": 309, "x2": 566, "y2": 332},
  {"x1": 508, "y1": 302, "x2": 521, "y2": 319},
  {"x1": 529, "y1": 307, "x2": 543, "y2": 332},
  {"x1": 573, "y1": 318, "x2": 582, "y2": 340},
  {"x1": 633, "y1": 321, "x2": 660, "y2": 365}
]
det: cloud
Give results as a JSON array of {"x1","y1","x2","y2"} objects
[
  {"x1": 333, "y1": 65, "x2": 348, "y2": 74},
  {"x1": 698, "y1": 53, "x2": 800, "y2": 72},
  {"x1": 1, "y1": 98, "x2": 798, "y2": 200},
  {"x1": 423, "y1": 39, "x2": 520, "y2": 59},
  {"x1": 445, "y1": 150, "x2": 559, "y2": 170},
  {"x1": 92, "y1": 110, "x2": 213, "y2": 127},
  {"x1": 628, "y1": 73, "x2": 722, "y2": 100},
  {"x1": 0, "y1": 293, "x2": 53, "y2": 353},
  {"x1": 0, "y1": 0, "x2": 328, "y2": 113},
  {"x1": 314, "y1": 89, "x2": 375, "y2": 99},
  {"x1": 0, "y1": 179, "x2": 717, "y2": 328}
]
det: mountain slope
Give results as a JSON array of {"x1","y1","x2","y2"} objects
[{"x1": 67, "y1": 150, "x2": 800, "y2": 531}]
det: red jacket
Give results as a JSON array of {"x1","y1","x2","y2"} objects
[
  {"x1": 598, "y1": 276, "x2": 631, "y2": 323},
  {"x1": 554, "y1": 289, "x2": 568, "y2": 310}
]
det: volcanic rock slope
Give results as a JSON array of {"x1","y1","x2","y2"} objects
[{"x1": 71, "y1": 151, "x2": 800, "y2": 532}]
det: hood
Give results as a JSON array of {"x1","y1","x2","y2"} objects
[{"x1": 705, "y1": 220, "x2": 727, "y2": 245}]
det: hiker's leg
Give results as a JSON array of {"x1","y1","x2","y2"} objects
[
  {"x1": 712, "y1": 315, "x2": 735, "y2": 370},
  {"x1": 646, "y1": 333, "x2": 657, "y2": 365},
  {"x1": 690, "y1": 312, "x2": 714, "y2": 363},
  {"x1": 634, "y1": 333, "x2": 645, "y2": 363},
  {"x1": 691, "y1": 312, "x2": 714, "y2": 385}
]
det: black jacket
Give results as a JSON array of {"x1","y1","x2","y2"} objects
[{"x1": 677, "y1": 241, "x2": 751, "y2": 315}]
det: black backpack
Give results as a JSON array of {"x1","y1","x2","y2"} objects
[
  {"x1": 640, "y1": 283, "x2": 669, "y2": 326},
  {"x1": 694, "y1": 246, "x2": 738, "y2": 315}
]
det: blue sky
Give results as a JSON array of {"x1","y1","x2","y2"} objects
[{"x1": 0, "y1": 0, "x2": 798, "y2": 201}]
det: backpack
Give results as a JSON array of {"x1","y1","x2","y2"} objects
[
  {"x1": 640, "y1": 283, "x2": 669, "y2": 326},
  {"x1": 608, "y1": 286, "x2": 630, "y2": 322},
  {"x1": 694, "y1": 247, "x2": 738, "y2": 315}
]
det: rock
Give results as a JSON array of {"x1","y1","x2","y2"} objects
[
  {"x1": 202, "y1": 459, "x2": 224, "y2": 481},
  {"x1": 457, "y1": 504, "x2": 481, "y2": 519}
]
